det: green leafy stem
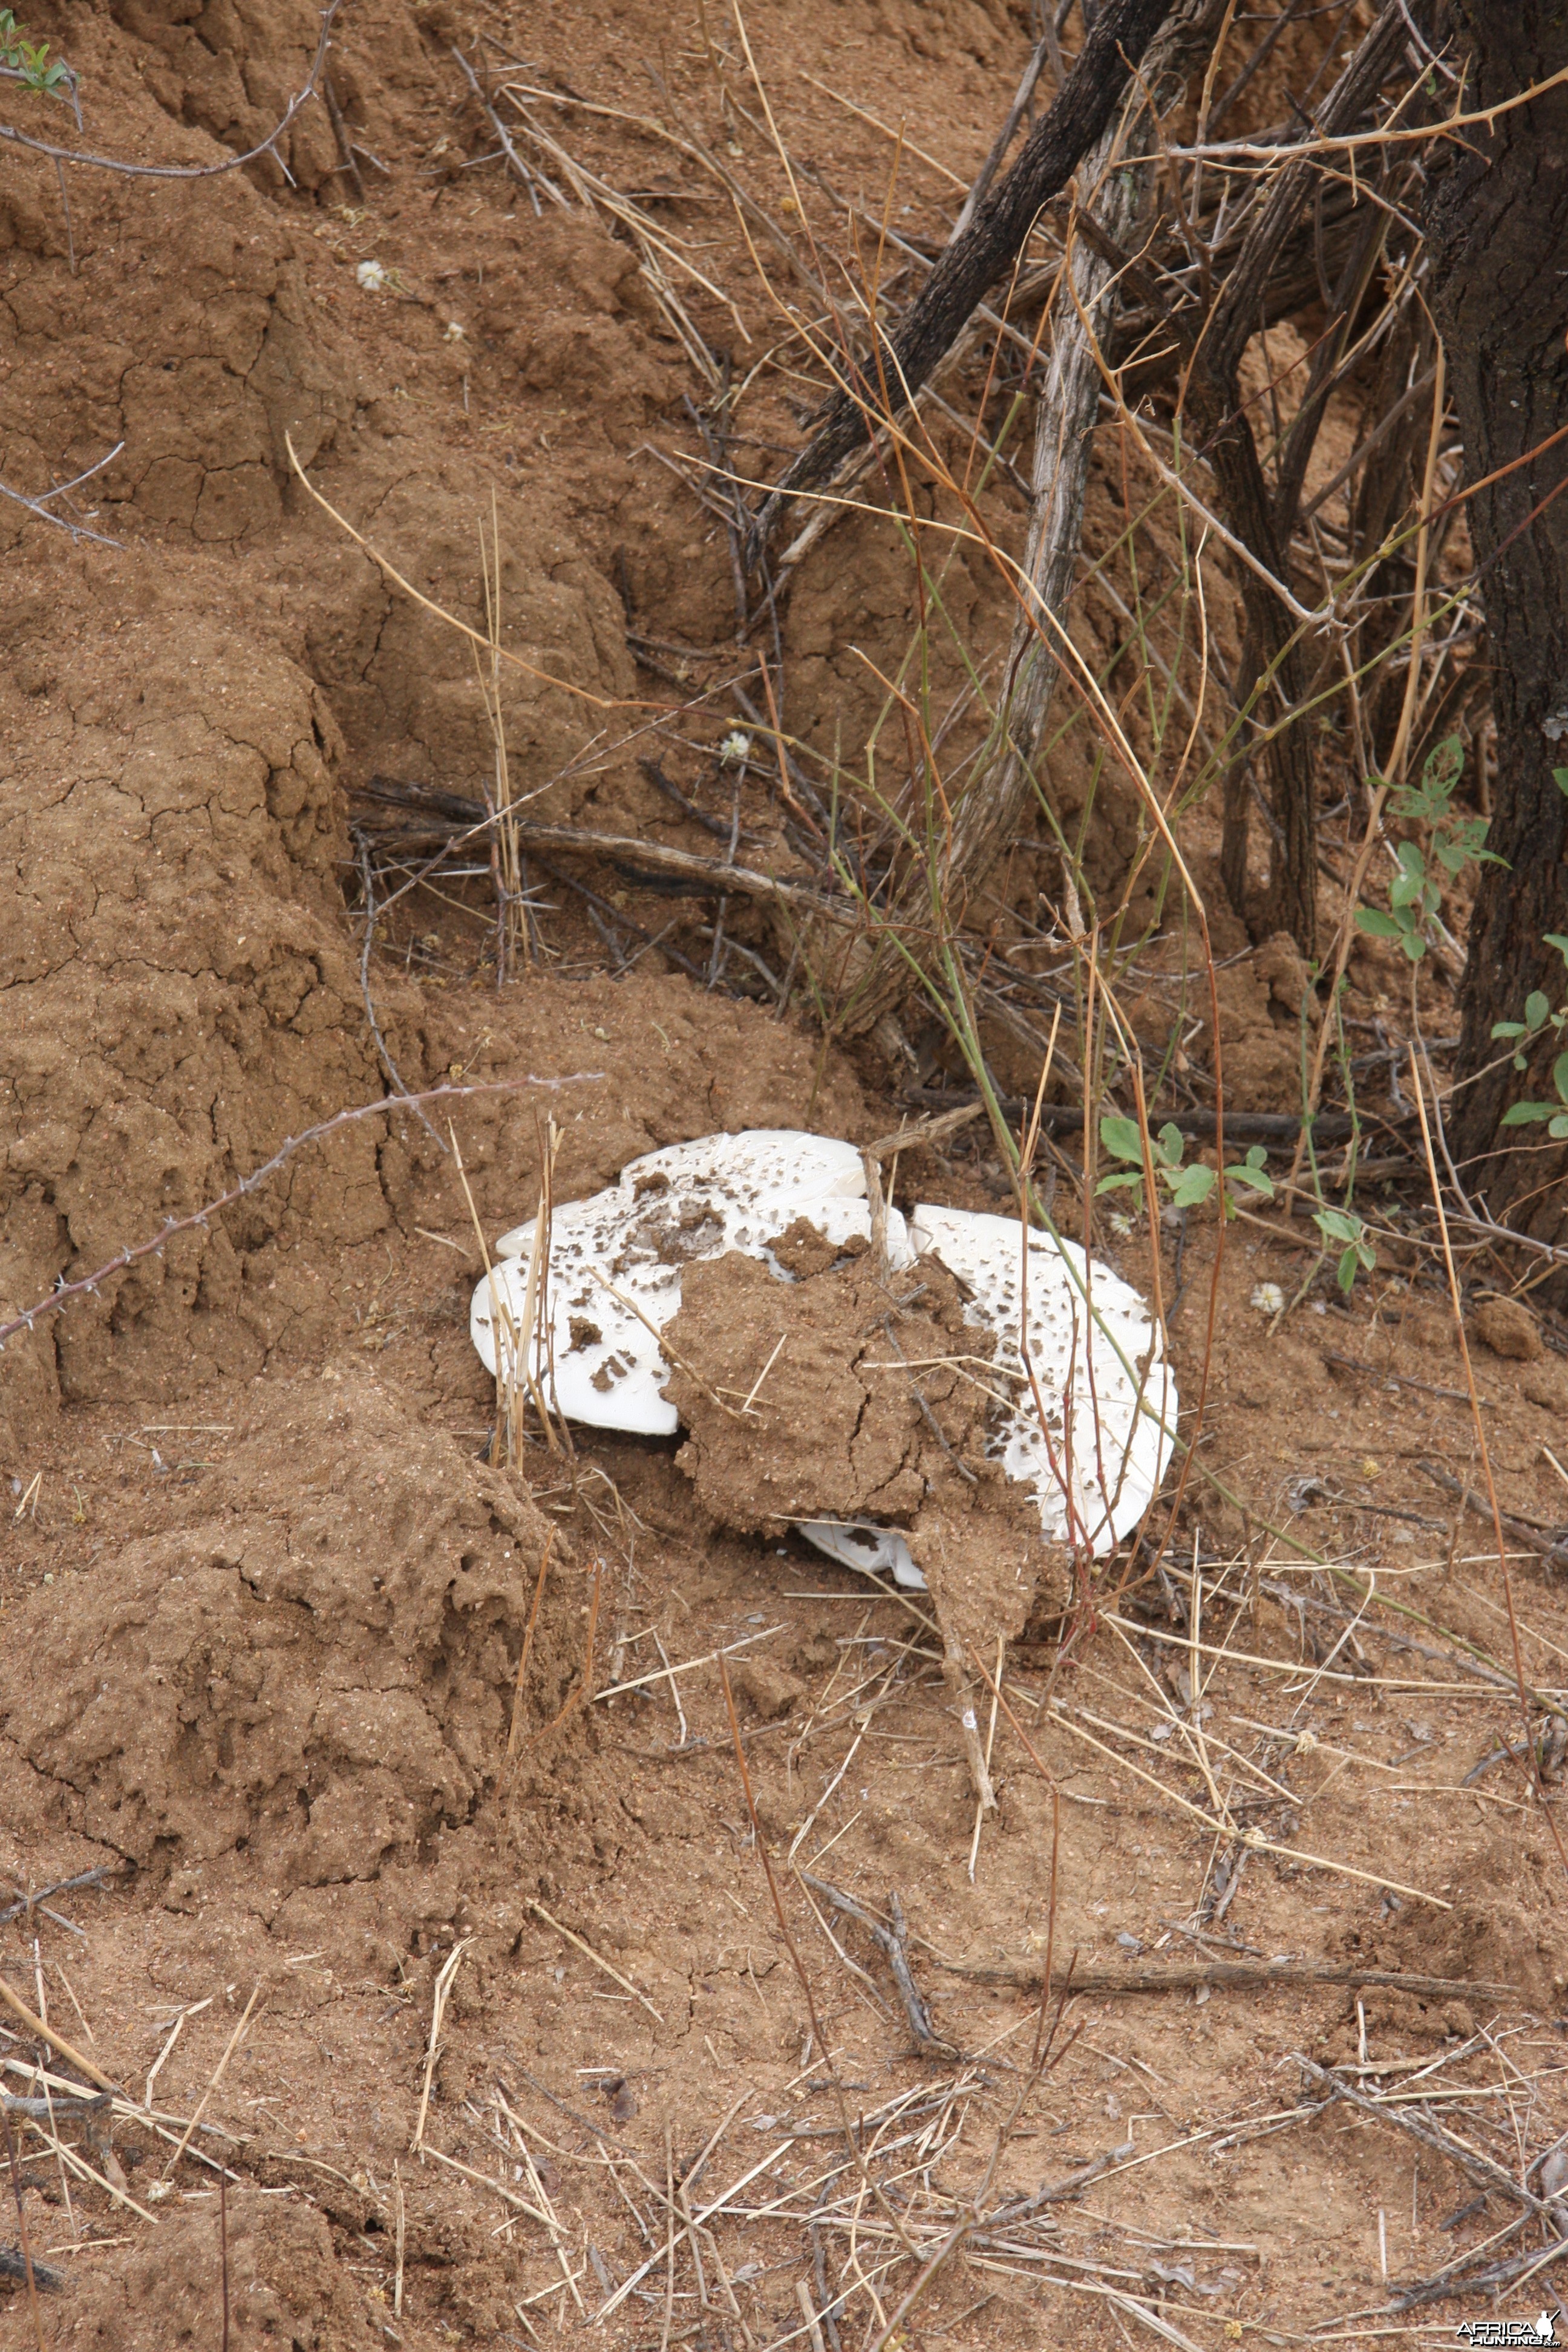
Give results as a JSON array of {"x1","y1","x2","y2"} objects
[
  {"x1": 1097, "y1": 1115, "x2": 1275, "y2": 1218},
  {"x1": 1493, "y1": 886, "x2": 1568, "y2": 1138},
  {"x1": 1354, "y1": 734, "x2": 1502, "y2": 964},
  {"x1": 0, "y1": 7, "x2": 73, "y2": 99}
]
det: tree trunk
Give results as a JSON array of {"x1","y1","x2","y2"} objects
[
  {"x1": 942, "y1": 120, "x2": 1142, "y2": 907},
  {"x1": 1205, "y1": 0, "x2": 1406, "y2": 954},
  {"x1": 1423, "y1": 2, "x2": 1568, "y2": 1243},
  {"x1": 746, "y1": 0, "x2": 1177, "y2": 561},
  {"x1": 932, "y1": 0, "x2": 1238, "y2": 929},
  {"x1": 1197, "y1": 371, "x2": 1319, "y2": 955}
]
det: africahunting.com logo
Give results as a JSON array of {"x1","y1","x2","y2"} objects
[{"x1": 1455, "y1": 2319, "x2": 1558, "y2": 2347}]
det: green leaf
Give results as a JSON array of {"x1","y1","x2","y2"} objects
[
  {"x1": 1400, "y1": 931, "x2": 1427, "y2": 961},
  {"x1": 1337, "y1": 1245, "x2": 1361, "y2": 1293},
  {"x1": 1166, "y1": 1165, "x2": 1215, "y2": 1209},
  {"x1": 1355, "y1": 907, "x2": 1403, "y2": 939},
  {"x1": 1095, "y1": 1169, "x2": 1145, "y2": 1195},
  {"x1": 1315, "y1": 1208, "x2": 1361, "y2": 1245},
  {"x1": 1244, "y1": 1145, "x2": 1269, "y2": 1171},
  {"x1": 1492, "y1": 1021, "x2": 1527, "y2": 1040},
  {"x1": 1154, "y1": 1122, "x2": 1186, "y2": 1169},
  {"x1": 1389, "y1": 873, "x2": 1423, "y2": 910},
  {"x1": 1501, "y1": 1100, "x2": 1555, "y2": 1127},
  {"x1": 1546, "y1": 933, "x2": 1568, "y2": 960},
  {"x1": 1394, "y1": 840, "x2": 1426, "y2": 878},
  {"x1": 1225, "y1": 1162, "x2": 1274, "y2": 1197},
  {"x1": 1099, "y1": 1115, "x2": 1144, "y2": 1166},
  {"x1": 1420, "y1": 734, "x2": 1463, "y2": 800},
  {"x1": 1552, "y1": 1115, "x2": 1568, "y2": 1140},
  {"x1": 1552, "y1": 1048, "x2": 1568, "y2": 1103},
  {"x1": 1554, "y1": 768, "x2": 1568, "y2": 798},
  {"x1": 1526, "y1": 991, "x2": 1552, "y2": 1031}
]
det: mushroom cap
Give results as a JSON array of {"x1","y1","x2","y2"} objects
[
  {"x1": 472, "y1": 1130, "x2": 910, "y2": 1436},
  {"x1": 907, "y1": 1204, "x2": 1176, "y2": 1555},
  {"x1": 469, "y1": 1134, "x2": 1174, "y2": 1568}
]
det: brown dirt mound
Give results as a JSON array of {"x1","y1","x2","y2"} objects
[
  {"x1": 31, "y1": 2183, "x2": 379, "y2": 2350},
  {"x1": 0, "y1": 518, "x2": 867, "y2": 1436},
  {"x1": 664, "y1": 1232, "x2": 1060, "y2": 1655},
  {"x1": 0, "y1": 566, "x2": 383, "y2": 1441},
  {"x1": 0, "y1": 1374, "x2": 570, "y2": 1899}
]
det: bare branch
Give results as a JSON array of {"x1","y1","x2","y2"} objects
[
  {"x1": 0, "y1": 0, "x2": 341, "y2": 180},
  {"x1": 0, "y1": 439, "x2": 123, "y2": 545},
  {"x1": 0, "y1": 1074, "x2": 601, "y2": 1354}
]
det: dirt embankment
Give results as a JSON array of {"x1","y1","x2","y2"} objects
[{"x1": 0, "y1": 1376, "x2": 571, "y2": 1903}]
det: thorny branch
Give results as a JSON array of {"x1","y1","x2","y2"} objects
[
  {"x1": 0, "y1": 1076, "x2": 600, "y2": 1354},
  {"x1": 0, "y1": 0, "x2": 343, "y2": 181}
]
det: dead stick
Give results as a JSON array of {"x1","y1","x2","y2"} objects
[
  {"x1": 1294, "y1": 2052, "x2": 1560, "y2": 2219},
  {"x1": 527, "y1": 1900, "x2": 664, "y2": 2024},
  {"x1": 0, "y1": 1975, "x2": 120, "y2": 2095},
  {"x1": 1, "y1": 2103, "x2": 44, "y2": 2352},
  {"x1": 589, "y1": 1268, "x2": 750, "y2": 1422},
  {"x1": 0, "y1": 1076, "x2": 599, "y2": 1353},
  {"x1": 219, "y1": 2164, "x2": 230, "y2": 2352},
  {"x1": 163, "y1": 1987, "x2": 263, "y2": 2175},
  {"x1": 926, "y1": 1957, "x2": 1518, "y2": 2000}
]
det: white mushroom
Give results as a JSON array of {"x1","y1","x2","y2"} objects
[
  {"x1": 472, "y1": 1131, "x2": 911, "y2": 1436},
  {"x1": 906, "y1": 1204, "x2": 1177, "y2": 1557},
  {"x1": 468, "y1": 1134, "x2": 1174, "y2": 1583},
  {"x1": 792, "y1": 1520, "x2": 926, "y2": 1591}
]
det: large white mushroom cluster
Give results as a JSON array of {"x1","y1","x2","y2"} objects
[{"x1": 470, "y1": 1131, "x2": 1176, "y2": 1587}]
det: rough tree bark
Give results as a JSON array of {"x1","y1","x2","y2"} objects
[
  {"x1": 745, "y1": 0, "x2": 1177, "y2": 562},
  {"x1": 942, "y1": 126, "x2": 1145, "y2": 912},
  {"x1": 946, "y1": 0, "x2": 1234, "y2": 920},
  {"x1": 1200, "y1": 0, "x2": 1405, "y2": 955},
  {"x1": 1422, "y1": 2, "x2": 1568, "y2": 1243}
]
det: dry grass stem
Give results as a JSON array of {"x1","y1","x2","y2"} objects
[
  {"x1": 592, "y1": 1623, "x2": 780, "y2": 1704},
  {"x1": 162, "y1": 1987, "x2": 262, "y2": 2178},
  {"x1": 526, "y1": 1900, "x2": 664, "y2": 2024},
  {"x1": 504, "y1": 1531, "x2": 555, "y2": 1768},
  {"x1": 393, "y1": 2159, "x2": 405, "y2": 2318},
  {"x1": 0, "y1": 1975, "x2": 119, "y2": 2096},
  {"x1": 411, "y1": 1940, "x2": 471, "y2": 2157},
  {"x1": 588, "y1": 1266, "x2": 751, "y2": 1422}
]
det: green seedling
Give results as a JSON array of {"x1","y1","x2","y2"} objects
[
  {"x1": 1312, "y1": 1205, "x2": 1376, "y2": 1294},
  {"x1": 1097, "y1": 1116, "x2": 1275, "y2": 1218},
  {"x1": 1493, "y1": 923, "x2": 1568, "y2": 1140},
  {"x1": 0, "y1": 8, "x2": 71, "y2": 97},
  {"x1": 1354, "y1": 734, "x2": 1503, "y2": 962}
]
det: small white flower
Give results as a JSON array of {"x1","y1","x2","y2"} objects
[
  {"x1": 1250, "y1": 1281, "x2": 1284, "y2": 1313},
  {"x1": 442, "y1": 318, "x2": 465, "y2": 342},
  {"x1": 719, "y1": 730, "x2": 751, "y2": 765},
  {"x1": 355, "y1": 259, "x2": 388, "y2": 292},
  {"x1": 1107, "y1": 1210, "x2": 1134, "y2": 1239}
]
